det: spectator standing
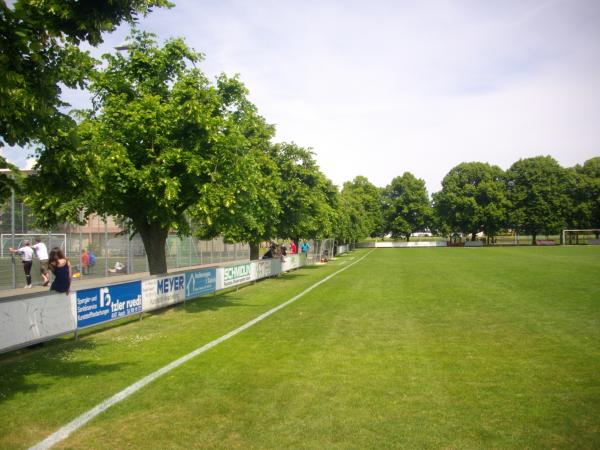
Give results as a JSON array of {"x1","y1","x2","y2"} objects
[
  {"x1": 301, "y1": 241, "x2": 311, "y2": 254},
  {"x1": 88, "y1": 250, "x2": 97, "y2": 273},
  {"x1": 48, "y1": 247, "x2": 72, "y2": 294},
  {"x1": 290, "y1": 241, "x2": 297, "y2": 254},
  {"x1": 33, "y1": 238, "x2": 50, "y2": 286},
  {"x1": 81, "y1": 249, "x2": 89, "y2": 275},
  {"x1": 9, "y1": 240, "x2": 34, "y2": 288}
]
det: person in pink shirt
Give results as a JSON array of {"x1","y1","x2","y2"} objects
[{"x1": 290, "y1": 241, "x2": 297, "y2": 254}]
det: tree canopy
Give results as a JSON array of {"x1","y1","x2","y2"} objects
[
  {"x1": 383, "y1": 172, "x2": 431, "y2": 241},
  {"x1": 269, "y1": 142, "x2": 336, "y2": 243},
  {"x1": 433, "y1": 162, "x2": 509, "y2": 240},
  {"x1": 0, "y1": 0, "x2": 170, "y2": 147},
  {"x1": 26, "y1": 31, "x2": 271, "y2": 273},
  {"x1": 505, "y1": 156, "x2": 570, "y2": 244}
]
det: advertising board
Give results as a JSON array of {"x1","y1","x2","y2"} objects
[
  {"x1": 142, "y1": 274, "x2": 186, "y2": 312},
  {"x1": 223, "y1": 263, "x2": 252, "y2": 287},
  {"x1": 185, "y1": 268, "x2": 216, "y2": 300},
  {"x1": 76, "y1": 281, "x2": 142, "y2": 328},
  {"x1": 255, "y1": 259, "x2": 275, "y2": 280}
]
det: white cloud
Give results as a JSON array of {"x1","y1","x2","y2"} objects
[{"x1": 4, "y1": 0, "x2": 600, "y2": 195}]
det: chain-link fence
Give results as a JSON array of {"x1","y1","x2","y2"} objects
[{"x1": 0, "y1": 200, "x2": 249, "y2": 290}]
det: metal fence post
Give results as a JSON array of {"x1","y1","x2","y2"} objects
[
  {"x1": 104, "y1": 219, "x2": 109, "y2": 277},
  {"x1": 127, "y1": 229, "x2": 132, "y2": 274},
  {"x1": 11, "y1": 186, "x2": 16, "y2": 288}
]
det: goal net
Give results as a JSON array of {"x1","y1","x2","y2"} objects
[
  {"x1": 561, "y1": 229, "x2": 600, "y2": 245},
  {"x1": 1, "y1": 233, "x2": 67, "y2": 258}
]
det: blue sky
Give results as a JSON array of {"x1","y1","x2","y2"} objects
[{"x1": 2, "y1": 0, "x2": 599, "y2": 192}]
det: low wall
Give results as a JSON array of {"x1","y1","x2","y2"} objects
[
  {"x1": 358, "y1": 241, "x2": 447, "y2": 248},
  {"x1": 0, "y1": 254, "x2": 306, "y2": 354}
]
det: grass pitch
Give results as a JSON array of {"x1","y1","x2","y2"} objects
[{"x1": 1, "y1": 247, "x2": 599, "y2": 449}]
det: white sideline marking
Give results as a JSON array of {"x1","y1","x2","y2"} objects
[{"x1": 30, "y1": 249, "x2": 374, "y2": 450}]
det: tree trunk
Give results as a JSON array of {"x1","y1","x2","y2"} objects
[
  {"x1": 406, "y1": 235, "x2": 410, "y2": 242},
  {"x1": 471, "y1": 232, "x2": 476, "y2": 241},
  {"x1": 532, "y1": 232, "x2": 537, "y2": 245},
  {"x1": 249, "y1": 242, "x2": 260, "y2": 261},
  {"x1": 137, "y1": 221, "x2": 169, "y2": 275}
]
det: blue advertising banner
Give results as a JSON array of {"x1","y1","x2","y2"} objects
[
  {"x1": 76, "y1": 281, "x2": 142, "y2": 328},
  {"x1": 185, "y1": 268, "x2": 216, "y2": 300}
]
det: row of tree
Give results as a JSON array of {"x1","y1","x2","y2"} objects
[
  {"x1": 1, "y1": 19, "x2": 352, "y2": 274},
  {"x1": 1, "y1": 1, "x2": 598, "y2": 275},
  {"x1": 338, "y1": 156, "x2": 600, "y2": 244}
]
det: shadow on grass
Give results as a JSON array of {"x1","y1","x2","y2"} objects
[
  {"x1": 0, "y1": 339, "x2": 130, "y2": 404},
  {"x1": 181, "y1": 292, "x2": 251, "y2": 314}
]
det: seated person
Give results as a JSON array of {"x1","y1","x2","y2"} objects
[
  {"x1": 262, "y1": 244, "x2": 276, "y2": 259},
  {"x1": 108, "y1": 261, "x2": 127, "y2": 273}
]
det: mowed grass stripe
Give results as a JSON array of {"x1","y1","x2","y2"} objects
[
  {"x1": 0, "y1": 255, "x2": 363, "y2": 450},
  {"x1": 30, "y1": 250, "x2": 374, "y2": 450},
  {"x1": 51, "y1": 247, "x2": 600, "y2": 449}
]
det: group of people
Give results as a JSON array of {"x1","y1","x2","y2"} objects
[
  {"x1": 261, "y1": 240, "x2": 311, "y2": 260},
  {"x1": 80, "y1": 249, "x2": 97, "y2": 275},
  {"x1": 9, "y1": 239, "x2": 71, "y2": 293}
]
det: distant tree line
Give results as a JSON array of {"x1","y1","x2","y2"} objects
[
  {"x1": 2, "y1": 1, "x2": 598, "y2": 275},
  {"x1": 339, "y1": 156, "x2": 600, "y2": 245}
]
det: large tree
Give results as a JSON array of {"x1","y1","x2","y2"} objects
[
  {"x1": 0, "y1": 0, "x2": 170, "y2": 153},
  {"x1": 26, "y1": 31, "x2": 269, "y2": 274},
  {"x1": 0, "y1": 0, "x2": 170, "y2": 205},
  {"x1": 193, "y1": 120, "x2": 281, "y2": 261},
  {"x1": 568, "y1": 156, "x2": 600, "y2": 236},
  {"x1": 341, "y1": 176, "x2": 385, "y2": 238},
  {"x1": 432, "y1": 162, "x2": 509, "y2": 241},
  {"x1": 505, "y1": 156, "x2": 570, "y2": 244},
  {"x1": 383, "y1": 172, "x2": 431, "y2": 241},
  {"x1": 270, "y1": 142, "x2": 336, "y2": 246}
]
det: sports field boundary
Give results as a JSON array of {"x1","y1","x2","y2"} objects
[{"x1": 30, "y1": 249, "x2": 374, "y2": 450}]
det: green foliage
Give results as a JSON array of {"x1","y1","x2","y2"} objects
[
  {"x1": 341, "y1": 176, "x2": 385, "y2": 238},
  {"x1": 568, "y1": 157, "x2": 600, "y2": 229},
  {"x1": 0, "y1": 0, "x2": 171, "y2": 203},
  {"x1": 383, "y1": 172, "x2": 431, "y2": 240},
  {"x1": 506, "y1": 156, "x2": 570, "y2": 242},
  {"x1": 432, "y1": 162, "x2": 509, "y2": 239},
  {"x1": 270, "y1": 142, "x2": 336, "y2": 240},
  {"x1": 0, "y1": 0, "x2": 171, "y2": 146},
  {"x1": 26, "y1": 31, "x2": 270, "y2": 273},
  {"x1": 0, "y1": 158, "x2": 22, "y2": 204}
]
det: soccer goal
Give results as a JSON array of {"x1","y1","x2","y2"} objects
[
  {"x1": 1, "y1": 233, "x2": 67, "y2": 258},
  {"x1": 561, "y1": 229, "x2": 600, "y2": 245}
]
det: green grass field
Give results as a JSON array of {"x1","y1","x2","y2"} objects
[{"x1": 1, "y1": 247, "x2": 599, "y2": 449}]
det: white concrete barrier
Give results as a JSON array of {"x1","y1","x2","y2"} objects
[{"x1": 0, "y1": 255, "x2": 311, "y2": 354}]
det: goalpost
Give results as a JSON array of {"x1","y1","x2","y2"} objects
[
  {"x1": 1, "y1": 233, "x2": 67, "y2": 258},
  {"x1": 561, "y1": 229, "x2": 600, "y2": 245}
]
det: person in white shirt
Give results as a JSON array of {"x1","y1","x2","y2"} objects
[
  {"x1": 9, "y1": 240, "x2": 34, "y2": 288},
  {"x1": 33, "y1": 238, "x2": 50, "y2": 286}
]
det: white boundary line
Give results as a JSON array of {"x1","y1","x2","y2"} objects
[{"x1": 30, "y1": 249, "x2": 375, "y2": 450}]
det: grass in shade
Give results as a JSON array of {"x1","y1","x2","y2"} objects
[{"x1": 1, "y1": 247, "x2": 599, "y2": 449}]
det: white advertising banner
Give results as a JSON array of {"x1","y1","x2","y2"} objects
[
  {"x1": 0, "y1": 293, "x2": 76, "y2": 353},
  {"x1": 372, "y1": 241, "x2": 447, "y2": 248},
  {"x1": 281, "y1": 254, "x2": 301, "y2": 272},
  {"x1": 142, "y1": 273, "x2": 186, "y2": 313},
  {"x1": 255, "y1": 259, "x2": 282, "y2": 280},
  {"x1": 223, "y1": 262, "x2": 253, "y2": 288}
]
